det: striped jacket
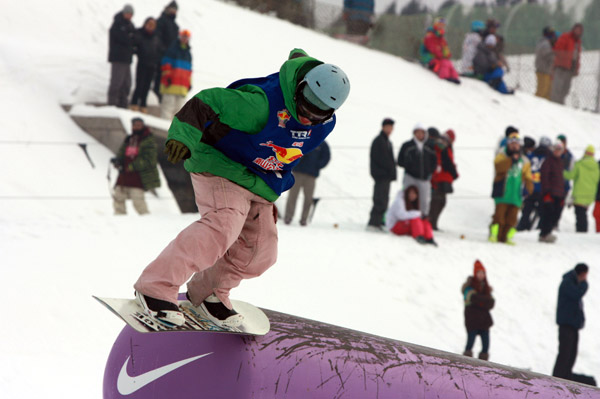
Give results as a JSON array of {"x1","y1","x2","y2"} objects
[{"x1": 160, "y1": 41, "x2": 192, "y2": 96}]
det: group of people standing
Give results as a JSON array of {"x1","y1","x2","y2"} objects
[
  {"x1": 368, "y1": 119, "x2": 459, "y2": 246},
  {"x1": 107, "y1": 2, "x2": 193, "y2": 119},
  {"x1": 491, "y1": 127, "x2": 599, "y2": 245}
]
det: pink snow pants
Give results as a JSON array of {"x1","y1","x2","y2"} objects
[
  {"x1": 435, "y1": 59, "x2": 459, "y2": 81},
  {"x1": 134, "y1": 173, "x2": 278, "y2": 309}
]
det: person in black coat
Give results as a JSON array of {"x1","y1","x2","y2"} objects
[
  {"x1": 284, "y1": 142, "x2": 331, "y2": 226},
  {"x1": 108, "y1": 4, "x2": 135, "y2": 108},
  {"x1": 397, "y1": 123, "x2": 437, "y2": 217},
  {"x1": 368, "y1": 118, "x2": 397, "y2": 230},
  {"x1": 153, "y1": 1, "x2": 180, "y2": 102},
  {"x1": 130, "y1": 17, "x2": 162, "y2": 111},
  {"x1": 462, "y1": 260, "x2": 494, "y2": 361},
  {"x1": 553, "y1": 264, "x2": 590, "y2": 382}
]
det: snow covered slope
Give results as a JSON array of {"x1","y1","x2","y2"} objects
[{"x1": 0, "y1": 0, "x2": 599, "y2": 397}]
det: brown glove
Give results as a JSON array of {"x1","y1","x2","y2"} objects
[{"x1": 164, "y1": 140, "x2": 190, "y2": 164}]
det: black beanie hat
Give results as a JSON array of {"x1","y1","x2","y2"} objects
[
  {"x1": 427, "y1": 127, "x2": 441, "y2": 139},
  {"x1": 505, "y1": 126, "x2": 518, "y2": 137},
  {"x1": 575, "y1": 263, "x2": 589, "y2": 275},
  {"x1": 523, "y1": 136, "x2": 536, "y2": 149}
]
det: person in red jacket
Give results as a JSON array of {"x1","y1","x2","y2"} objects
[
  {"x1": 420, "y1": 18, "x2": 460, "y2": 84},
  {"x1": 550, "y1": 24, "x2": 583, "y2": 105},
  {"x1": 429, "y1": 129, "x2": 458, "y2": 231}
]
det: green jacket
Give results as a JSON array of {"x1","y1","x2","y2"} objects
[
  {"x1": 493, "y1": 150, "x2": 533, "y2": 207},
  {"x1": 116, "y1": 132, "x2": 161, "y2": 191},
  {"x1": 166, "y1": 48, "x2": 323, "y2": 202},
  {"x1": 564, "y1": 155, "x2": 600, "y2": 206}
]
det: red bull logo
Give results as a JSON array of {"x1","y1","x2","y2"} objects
[
  {"x1": 260, "y1": 141, "x2": 303, "y2": 164},
  {"x1": 277, "y1": 109, "x2": 291, "y2": 128}
]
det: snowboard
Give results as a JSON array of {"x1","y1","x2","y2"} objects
[{"x1": 94, "y1": 295, "x2": 270, "y2": 336}]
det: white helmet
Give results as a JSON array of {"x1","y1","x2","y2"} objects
[{"x1": 302, "y1": 64, "x2": 350, "y2": 110}]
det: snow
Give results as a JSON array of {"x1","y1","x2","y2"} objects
[{"x1": 1, "y1": 0, "x2": 599, "y2": 397}]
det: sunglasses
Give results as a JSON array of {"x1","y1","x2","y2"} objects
[{"x1": 295, "y1": 83, "x2": 334, "y2": 125}]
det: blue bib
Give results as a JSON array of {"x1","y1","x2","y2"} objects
[{"x1": 214, "y1": 73, "x2": 335, "y2": 196}]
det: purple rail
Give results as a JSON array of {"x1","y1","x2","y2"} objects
[{"x1": 104, "y1": 309, "x2": 600, "y2": 398}]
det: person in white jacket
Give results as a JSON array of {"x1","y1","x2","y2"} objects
[
  {"x1": 386, "y1": 186, "x2": 437, "y2": 245},
  {"x1": 460, "y1": 20, "x2": 484, "y2": 76}
]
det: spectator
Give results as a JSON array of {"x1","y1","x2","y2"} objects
[
  {"x1": 153, "y1": 1, "x2": 180, "y2": 102},
  {"x1": 429, "y1": 129, "x2": 458, "y2": 231},
  {"x1": 108, "y1": 4, "x2": 135, "y2": 108},
  {"x1": 159, "y1": 29, "x2": 192, "y2": 120},
  {"x1": 550, "y1": 24, "x2": 583, "y2": 105},
  {"x1": 368, "y1": 118, "x2": 397, "y2": 231},
  {"x1": 398, "y1": 123, "x2": 437, "y2": 217},
  {"x1": 473, "y1": 35, "x2": 513, "y2": 94},
  {"x1": 490, "y1": 133, "x2": 533, "y2": 244},
  {"x1": 497, "y1": 125, "x2": 519, "y2": 151},
  {"x1": 535, "y1": 27, "x2": 556, "y2": 100},
  {"x1": 111, "y1": 117, "x2": 160, "y2": 215},
  {"x1": 343, "y1": 0, "x2": 374, "y2": 36},
  {"x1": 555, "y1": 134, "x2": 575, "y2": 228},
  {"x1": 385, "y1": 186, "x2": 436, "y2": 245},
  {"x1": 517, "y1": 136, "x2": 551, "y2": 231},
  {"x1": 481, "y1": 18, "x2": 500, "y2": 39},
  {"x1": 523, "y1": 136, "x2": 536, "y2": 157},
  {"x1": 539, "y1": 141, "x2": 566, "y2": 243},
  {"x1": 130, "y1": 17, "x2": 162, "y2": 113},
  {"x1": 563, "y1": 145, "x2": 600, "y2": 232},
  {"x1": 284, "y1": 141, "x2": 331, "y2": 226},
  {"x1": 552, "y1": 264, "x2": 589, "y2": 381},
  {"x1": 460, "y1": 20, "x2": 484, "y2": 76},
  {"x1": 461, "y1": 260, "x2": 494, "y2": 361},
  {"x1": 420, "y1": 18, "x2": 460, "y2": 84},
  {"x1": 594, "y1": 160, "x2": 600, "y2": 233}
]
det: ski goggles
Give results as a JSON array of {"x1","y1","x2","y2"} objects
[{"x1": 294, "y1": 82, "x2": 334, "y2": 125}]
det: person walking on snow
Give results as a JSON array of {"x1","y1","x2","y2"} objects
[
  {"x1": 159, "y1": 29, "x2": 192, "y2": 120},
  {"x1": 563, "y1": 145, "x2": 600, "y2": 232},
  {"x1": 111, "y1": 117, "x2": 161, "y2": 215},
  {"x1": 385, "y1": 186, "x2": 436, "y2": 245},
  {"x1": 398, "y1": 123, "x2": 437, "y2": 217},
  {"x1": 368, "y1": 118, "x2": 397, "y2": 231},
  {"x1": 489, "y1": 133, "x2": 533, "y2": 244},
  {"x1": 552, "y1": 264, "x2": 589, "y2": 381},
  {"x1": 133, "y1": 49, "x2": 350, "y2": 327},
  {"x1": 462, "y1": 260, "x2": 494, "y2": 361},
  {"x1": 283, "y1": 141, "x2": 331, "y2": 226}
]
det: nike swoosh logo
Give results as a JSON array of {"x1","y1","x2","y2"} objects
[{"x1": 117, "y1": 352, "x2": 212, "y2": 395}]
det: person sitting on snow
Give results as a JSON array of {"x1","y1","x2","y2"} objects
[
  {"x1": 419, "y1": 17, "x2": 460, "y2": 84},
  {"x1": 473, "y1": 34, "x2": 513, "y2": 94},
  {"x1": 460, "y1": 20, "x2": 484, "y2": 76},
  {"x1": 385, "y1": 185, "x2": 437, "y2": 246}
]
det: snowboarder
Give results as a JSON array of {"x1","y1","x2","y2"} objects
[
  {"x1": 462, "y1": 260, "x2": 494, "y2": 361},
  {"x1": 133, "y1": 48, "x2": 350, "y2": 327},
  {"x1": 111, "y1": 117, "x2": 160, "y2": 215}
]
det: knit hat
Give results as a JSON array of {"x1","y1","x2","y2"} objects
[
  {"x1": 524, "y1": 136, "x2": 536, "y2": 149},
  {"x1": 539, "y1": 136, "x2": 551, "y2": 147},
  {"x1": 382, "y1": 118, "x2": 395, "y2": 126},
  {"x1": 427, "y1": 127, "x2": 441, "y2": 139},
  {"x1": 553, "y1": 140, "x2": 565, "y2": 151},
  {"x1": 505, "y1": 125, "x2": 518, "y2": 137},
  {"x1": 485, "y1": 34, "x2": 497, "y2": 47},
  {"x1": 413, "y1": 123, "x2": 426, "y2": 133},
  {"x1": 473, "y1": 260, "x2": 486, "y2": 276},
  {"x1": 179, "y1": 29, "x2": 191, "y2": 38},
  {"x1": 557, "y1": 134, "x2": 567, "y2": 143},
  {"x1": 444, "y1": 129, "x2": 456, "y2": 143},
  {"x1": 584, "y1": 145, "x2": 595, "y2": 156},
  {"x1": 166, "y1": 1, "x2": 178, "y2": 10},
  {"x1": 123, "y1": 4, "x2": 134, "y2": 14},
  {"x1": 131, "y1": 117, "x2": 144, "y2": 124}
]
